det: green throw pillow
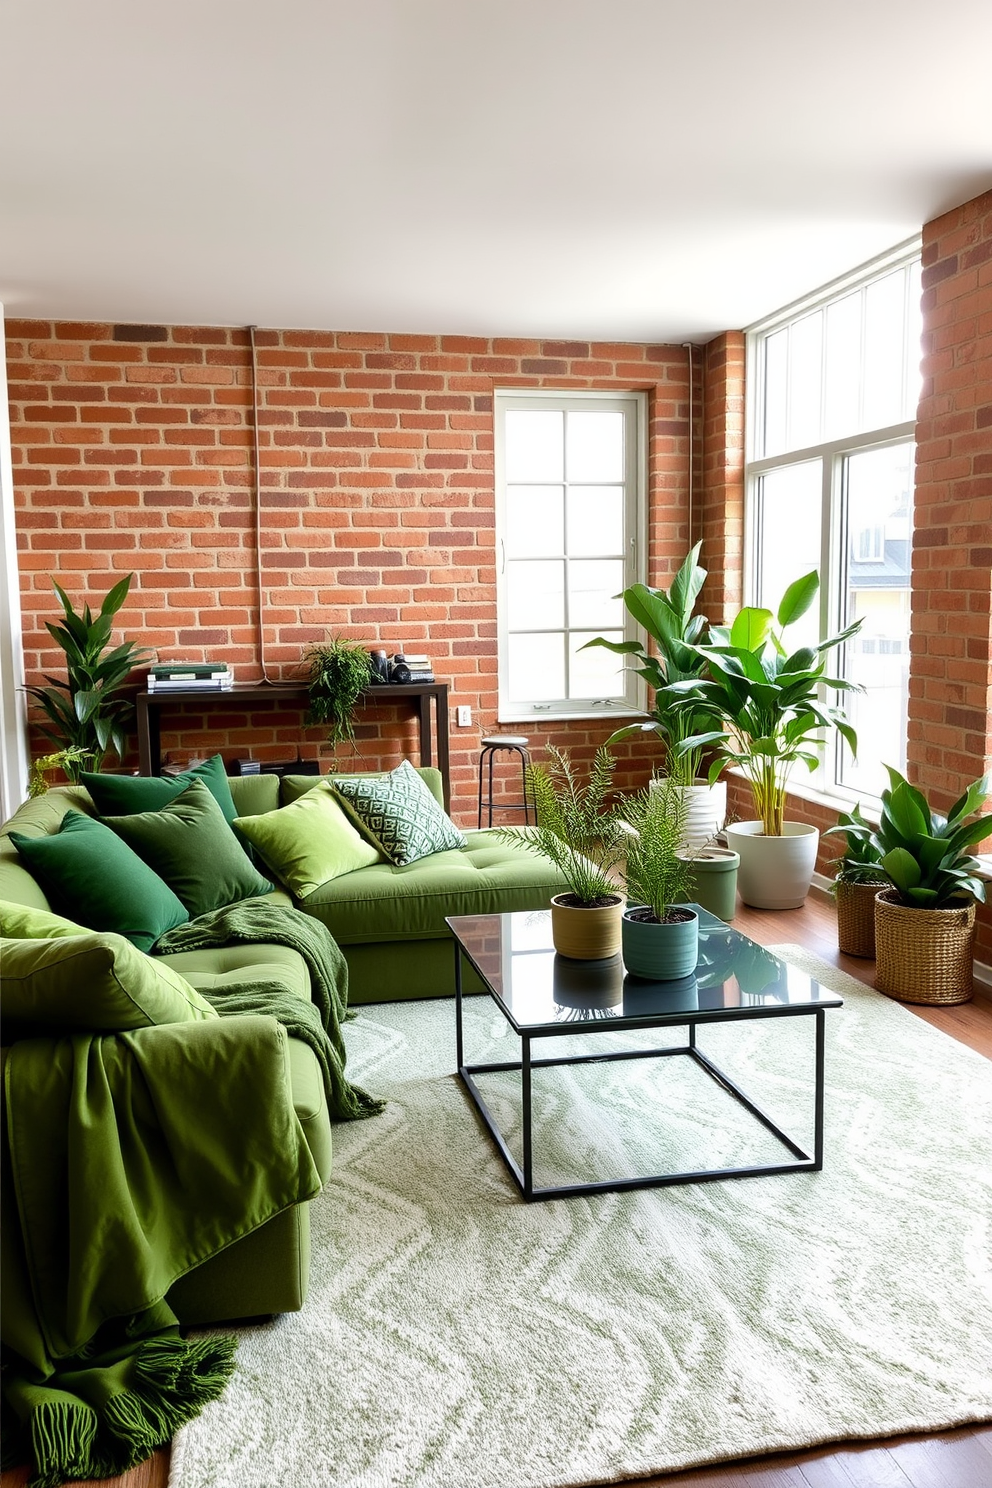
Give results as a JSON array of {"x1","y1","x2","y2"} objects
[
  {"x1": 81, "y1": 753, "x2": 239, "y2": 825},
  {"x1": 104, "y1": 779, "x2": 274, "y2": 918},
  {"x1": 0, "y1": 900, "x2": 89, "y2": 940},
  {"x1": 233, "y1": 781, "x2": 382, "y2": 898},
  {"x1": 331, "y1": 759, "x2": 466, "y2": 867},
  {"x1": 8, "y1": 812, "x2": 189, "y2": 952},
  {"x1": 1, "y1": 931, "x2": 217, "y2": 1035}
]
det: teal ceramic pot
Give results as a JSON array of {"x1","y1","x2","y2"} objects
[{"x1": 621, "y1": 906, "x2": 699, "y2": 980}]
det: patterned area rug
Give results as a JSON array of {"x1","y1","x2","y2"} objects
[{"x1": 170, "y1": 948, "x2": 992, "y2": 1488}]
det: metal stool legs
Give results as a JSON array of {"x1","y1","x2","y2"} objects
[{"x1": 477, "y1": 736, "x2": 533, "y2": 828}]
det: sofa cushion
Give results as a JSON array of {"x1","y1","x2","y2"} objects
[
  {"x1": 8, "y1": 811, "x2": 189, "y2": 952},
  {"x1": 104, "y1": 780, "x2": 274, "y2": 918},
  {"x1": 233, "y1": 781, "x2": 382, "y2": 897},
  {"x1": 81, "y1": 753, "x2": 240, "y2": 825},
  {"x1": 300, "y1": 827, "x2": 566, "y2": 944},
  {"x1": 167, "y1": 942, "x2": 312, "y2": 1003},
  {"x1": 1, "y1": 931, "x2": 218, "y2": 1035},
  {"x1": 331, "y1": 760, "x2": 465, "y2": 867},
  {"x1": 0, "y1": 900, "x2": 91, "y2": 940}
]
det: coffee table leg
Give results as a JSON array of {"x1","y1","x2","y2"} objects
[
  {"x1": 522, "y1": 1034, "x2": 533, "y2": 1199},
  {"x1": 813, "y1": 1008, "x2": 825, "y2": 1170},
  {"x1": 454, "y1": 941, "x2": 464, "y2": 1071}
]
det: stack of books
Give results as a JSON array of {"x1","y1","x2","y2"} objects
[{"x1": 147, "y1": 662, "x2": 234, "y2": 692}]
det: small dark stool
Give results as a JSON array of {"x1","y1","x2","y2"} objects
[{"x1": 477, "y1": 735, "x2": 533, "y2": 828}]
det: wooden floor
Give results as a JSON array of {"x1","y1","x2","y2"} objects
[{"x1": 4, "y1": 892, "x2": 990, "y2": 1488}]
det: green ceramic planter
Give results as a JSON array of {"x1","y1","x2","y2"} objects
[
  {"x1": 675, "y1": 847, "x2": 740, "y2": 922},
  {"x1": 621, "y1": 906, "x2": 699, "y2": 981}
]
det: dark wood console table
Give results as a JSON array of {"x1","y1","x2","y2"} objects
[{"x1": 135, "y1": 681, "x2": 451, "y2": 809}]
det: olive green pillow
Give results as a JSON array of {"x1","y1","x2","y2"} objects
[
  {"x1": 81, "y1": 753, "x2": 239, "y2": 825},
  {"x1": 8, "y1": 812, "x2": 189, "y2": 952},
  {"x1": 1, "y1": 931, "x2": 217, "y2": 1035},
  {"x1": 104, "y1": 779, "x2": 274, "y2": 918},
  {"x1": 0, "y1": 900, "x2": 90, "y2": 940},
  {"x1": 233, "y1": 780, "x2": 382, "y2": 898},
  {"x1": 330, "y1": 759, "x2": 466, "y2": 866}
]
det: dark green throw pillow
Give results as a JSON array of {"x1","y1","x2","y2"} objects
[
  {"x1": 81, "y1": 753, "x2": 239, "y2": 825},
  {"x1": 104, "y1": 780, "x2": 274, "y2": 918},
  {"x1": 331, "y1": 759, "x2": 467, "y2": 867},
  {"x1": 8, "y1": 812, "x2": 189, "y2": 952}
]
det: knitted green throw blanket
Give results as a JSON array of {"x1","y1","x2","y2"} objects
[{"x1": 155, "y1": 899, "x2": 385, "y2": 1121}]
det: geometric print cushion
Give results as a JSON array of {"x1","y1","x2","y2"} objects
[{"x1": 330, "y1": 760, "x2": 466, "y2": 866}]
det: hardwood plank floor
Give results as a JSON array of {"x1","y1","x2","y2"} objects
[{"x1": 4, "y1": 892, "x2": 989, "y2": 1488}]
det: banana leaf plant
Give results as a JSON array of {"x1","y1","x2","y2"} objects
[
  {"x1": 838, "y1": 767, "x2": 990, "y2": 908},
  {"x1": 662, "y1": 570, "x2": 863, "y2": 835},
  {"x1": 23, "y1": 574, "x2": 151, "y2": 779},
  {"x1": 581, "y1": 542, "x2": 720, "y2": 785}
]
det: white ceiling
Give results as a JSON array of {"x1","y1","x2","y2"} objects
[{"x1": 2, "y1": 0, "x2": 990, "y2": 343}]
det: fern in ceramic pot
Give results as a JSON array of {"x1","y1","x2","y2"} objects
[
  {"x1": 616, "y1": 776, "x2": 699, "y2": 980},
  {"x1": 496, "y1": 745, "x2": 628, "y2": 960}
]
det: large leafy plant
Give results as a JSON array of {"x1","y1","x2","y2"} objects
[
  {"x1": 24, "y1": 574, "x2": 150, "y2": 779},
  {"x1": 841, "y1": 767, "x2": 990, "y2": 908},
  {"x1": 582, "y1": 543, "x2": 718, "y2": 785},
  {"x1": 664, "y1": 571, "x2": 863, "y2": 835},
  {"x1": 824, "y1": 802, "x2": 887, "y2": 887},
  {"x1": 496, "y1": 745, "x2": 627, "y2": 906}
]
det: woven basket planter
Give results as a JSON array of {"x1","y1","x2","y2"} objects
[
  {"x1": 874, "y1": 889, "x2": 977, "y2": 1005},
  {"x1": 835, "y1": 878, "x2": 887, "y2": 958}
]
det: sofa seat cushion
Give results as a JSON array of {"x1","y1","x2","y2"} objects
[
  {"x1": 286, "y1": 1038, "x2": 332, "y2": 1182},
  {"x1": 300, "y1": 828, "x2": 566, "y2": 944},
  {"x1": 157, "y1": 942, "x2": 312, "y2": 1003}
]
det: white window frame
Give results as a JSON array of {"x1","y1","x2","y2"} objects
[
  {"x1": 744, "y1": 238, "x2": 921, "y2": 811},
  {"x1": 494, "y1": 389, "x2": 648, "y2": 723}
]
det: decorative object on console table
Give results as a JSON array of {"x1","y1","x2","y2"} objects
[
  {"x1": 667, "y1": 569, "x2": 863, "y2": 910},
  {"x1": 135, "y1": 682, "x2": 452, "y2": 809},
  {"x1": 841, "y1": 766, "x2": 991, "y2": 1005},
  {"x1": 495, "y1": 744, "x2": 627, "y2": 961},
  {"x1": 304, "y1": 637, "x2": 375, "y2": 749},
  {"x1": 148, "y1": 661, "x2": 233, "y2": 692}
]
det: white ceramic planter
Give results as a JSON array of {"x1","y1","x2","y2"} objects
[
  {"x1": 724, "y1": 821, "x2": 819, "y2": 910},
  {"x1": 650, "y1": 778, "x2": 727, "y2": 853}
]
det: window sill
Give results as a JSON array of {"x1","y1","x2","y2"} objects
[
  {"x1": 725, "y1": 766, "x2": 876, "y2": 821},
  {"x1": 497, "y1": 709, "x2": 648, "y2": 726}
]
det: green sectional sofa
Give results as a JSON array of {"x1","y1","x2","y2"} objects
[{"x1": 0, "y1": 763, "x2": 564, "y2": 1329}]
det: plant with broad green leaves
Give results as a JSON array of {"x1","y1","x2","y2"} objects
[
  {"x1": 839, "y1": 767, "x2": 990, "y2": 909},
  {"x1": 23, "y1": 574, "x2": 151, "y2": 779},
  {"x1": 824, "y1": 803, "x2": 888, "y2": 888},
  {"x1": 615, "y1": 776, "x2": 694, "y2": 923},
  {"x1": 495, "y1": 744, "x2": 627, "y2": 906},
  {"x1": 662, "y1": 570, "x2": 863, "y2": 835},
  {"x1": 581, "y1": 542, "x2": 719, "y2": 786}
]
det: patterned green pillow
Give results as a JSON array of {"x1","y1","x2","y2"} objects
[{"x1": 331, "y1": 760, "x2": 466, "y2": 866}]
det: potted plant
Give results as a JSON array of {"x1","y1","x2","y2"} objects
[
  {"x1": 304, "y1": 637, "x2": 375, "y2": 750},
  {"x1": 664, "y1": 570, "x2": 863, "y2": 909},
  {"x1": 616, "y1": 775, "x2": 698, "y2": 979},
  {"x1": 496, "y1": 744, "x2": 628, "y2": 960},
  {"x1": 27, "y1": 746, "x2": 94, "y2": 798},
  {"x1": 675, "y1": 838, "x2": 741, "y2": 923},
  {"x1": 824, "y1": 803, "x2": 888, "y2": 957},
  {"x1": 843, "y1": 766, "x2": 991, "y2": 1005},
  {"x1": 582, "y1": 543, "x2": 726, "y2": 850},
  {"x1": 23, "y1": 574, "x2": 151, "y2": 779}
]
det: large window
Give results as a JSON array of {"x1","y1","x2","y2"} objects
[
  {"x1": 747, "y1": 242, "x2": 922, "y2": 804},
  {"x1": 494, "y1": 391, "x2": 646, "y2": 721}
]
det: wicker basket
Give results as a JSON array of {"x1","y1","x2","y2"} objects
[
  {"x1": 835, "y1": 878, "x2": 887, "y2": 958},
  {"x1": 874, "y1": 889, "x2": 977, "y2": 1005}
]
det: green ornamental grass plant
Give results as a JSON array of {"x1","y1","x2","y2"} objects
[{"x1": 616, "y1": 776, "x2": 695, "y2": 923}]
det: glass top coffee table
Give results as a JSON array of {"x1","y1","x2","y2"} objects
[{"x1": 445, "y1": 905, "x2": 843, "y2": 1202}]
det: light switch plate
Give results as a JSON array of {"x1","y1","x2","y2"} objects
[{"x1": 457, "y1": 705, "x2": 472, "y2": 727}]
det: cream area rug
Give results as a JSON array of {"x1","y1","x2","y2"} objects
[{"x1": 169, "y1": 948, "x2": 992, "y2": 1488}]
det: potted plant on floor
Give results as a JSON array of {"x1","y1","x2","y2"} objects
[
  {"x1": 304, "y1": 636, "x2": 375, "y2": 750},
  {"x1": 23, "y1": 574, "x2": 151, "y2": 780},
  {"x1": 496, "y1": 744, "x2": 628, "y2": 960},
  {"x1": 581, "y1": 543, "x2": 727, "y2": 851},
  {"x1": 824, "y1": 803, "x2": 888, "y2": 957},
  {"x1": 663, "y1": 570, "x2": 863, "y2": 909},
  {"x1": 616, "y1": 775, "x2": 698, "y2": 979},
  {"x1": 842, "y1": 767, "x2": 991, "y2": 1005}
]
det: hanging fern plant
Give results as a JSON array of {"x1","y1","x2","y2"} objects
[{"x1": 304, "y1": 637, "x2": 374, "y2": 749}]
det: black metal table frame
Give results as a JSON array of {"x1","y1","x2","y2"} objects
[{"x1": 453, "y1": 940, "x2": 827, "y2": 1202}]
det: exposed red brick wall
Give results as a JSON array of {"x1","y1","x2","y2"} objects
[
  {"x1": 6, "y1": 322, "x2": 693, "y2": 825},
  {"x1": 697, "y1": 332, "x2": 746, "y2": 623},
  {"x1": 912, "y1": 189, "x2": 992, "y2": 964}
]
